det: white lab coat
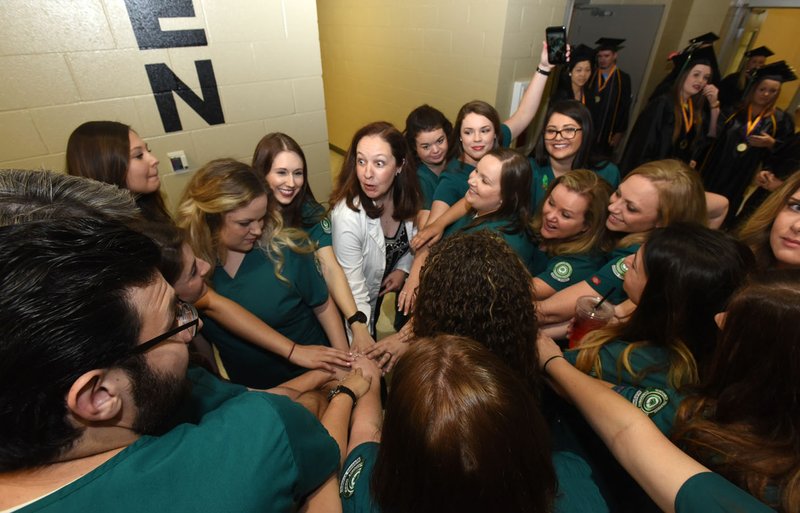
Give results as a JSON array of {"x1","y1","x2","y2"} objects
[{"x1": 331, "y1": 198, "x2": 415, "y2": 331}]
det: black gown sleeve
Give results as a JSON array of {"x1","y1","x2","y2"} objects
[{"x1": 619, "y1": 94, "x2": 674, "y2": 175}]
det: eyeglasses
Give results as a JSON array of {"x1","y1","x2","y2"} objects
[
  {"x1": 543, "y1": 127, "x2": 582, "y2": 140},
  {"x1": 132, "y1": 301, "x2": 200, "y2": 355}
]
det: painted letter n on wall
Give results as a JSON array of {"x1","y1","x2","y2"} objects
[{"x1": 124, "y1": 0, "x2": 225, "y2": 132}]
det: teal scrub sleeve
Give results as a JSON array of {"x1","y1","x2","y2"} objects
[
  {"x1": 417, "y1": 164, "x2": 440, "y2": 210},
  {"x1": 432, "y1": 163, "x2": 472, "y2": 206},
  {"x1": 585, "y1": 245, "x2": 640, "y2": 305},
  {"x1": 340, "y1": 442, "x2": 381, "y2": 513},
  {"x1": 675, "y1": 472, "x2": 776, "y2": 513},
  {"x1": 553, "y1": 450, "x2": 611, "y2": 513},
  {"x1": 302, "y1": 201, "x2": 333, "y2": 248},
  {"x1": 611, "y1": 385, "x2": 680, "y2": 435},
  {"x1": 595, "y1": 161, "x2": 621, "y2": 189},
  {"x1": 283, "y1": 248, "x2": 329, "y2": 308},
  {"x1": 500, "y1": 123, "x2": 513, "y2": 147},
  {"x1": 537, "y1": 254, "x2": 607, "y2": 293}
]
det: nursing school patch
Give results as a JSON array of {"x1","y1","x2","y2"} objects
[
  {"x1": 320, "y1": 216, "x2": 332, "y2": 234},
  {"x1": 611, "y1": 257, "x2": 629, "y2": 280},
  {"x1": 550, "y1": 261, "x2": 573, "y2": 283},
  {"x1": 339, "y1": 455, "x2": 365, "y2": 498},
  {"x1": 631, "y1": 388, "x2": 669, "y2": 416}
]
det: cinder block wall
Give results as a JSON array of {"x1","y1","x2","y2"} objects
[{"x1": 0, "y1": 0, "x2": 332, "y2": 211}]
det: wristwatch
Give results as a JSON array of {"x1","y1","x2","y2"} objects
[
  {"x1": 327, "y1": 384, "x2": 357, "y2": 406},
  {"x1": 347, "y1": 311, "x2": 368, "y2": 326}
]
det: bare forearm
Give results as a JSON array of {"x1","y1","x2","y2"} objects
[
  {"x1": 536, "y1": 281, "x2": 595, "y2": 324},
  {"x1": 315, "y1": 296, "x2": 350, "y2": 351}
]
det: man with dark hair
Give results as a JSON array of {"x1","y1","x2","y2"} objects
[{"x1": 0, "y1": 218, "x2": 338, "y2": 511}]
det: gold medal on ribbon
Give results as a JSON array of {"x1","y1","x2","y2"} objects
[
  {"x1": 679, "y1": 140, "x2": 688, "y2": 149},
  {"x1": 736, "y1": 142, "x2": 747, "y2": 152},
  {"x1": 595, "y1": 96, "x2": 601, "y2": 103}
]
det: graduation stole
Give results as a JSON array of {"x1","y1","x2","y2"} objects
[{"x1": 595, "y1": 66, "x2": 618, "y2": 93}]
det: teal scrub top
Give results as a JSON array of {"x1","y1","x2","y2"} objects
[
  {"x1": 432, "y1": 124, "x2": 513, "y2": 206},
  {"x1": 203, "y1": 245, "x2": 331, "y2": 389},
  {"x1": 301, "y1": 199, "x2": 332, "y2": 248},
  {"x1": 537, "y1": 252, "x2": 607, "y2": 294},
  {"x1": 340, "y1": 442, "x2": 380, "y2": 513},
  {"x1": 565, "y1": 339, "x2": 683, "y2": 435},
  {"x1": 529, "y1": 159, "x2": 621, "y2": 211},
  {"x1": 417, "y1": 162, "x2": 442, "y2": 210},
  {"x1": 16, "y1": 370, "x2": 339, "y2": 513},
  {"x1": 445, "y1": 214, "x2": 547, "y2": 275},
  {"x1": 585, "y1": 243, "x2": 640, "y2": 306},
  {"x1": 675, "y1": 472, "x2": 776, "y2": 513}
]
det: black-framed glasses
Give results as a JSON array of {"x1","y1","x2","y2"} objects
[
  {"x1": 543, "y1": 127, "x2": 582, "y2": 140},
  {"x1": 132, "y1": 301, "x2": 200, "y2": 355}
]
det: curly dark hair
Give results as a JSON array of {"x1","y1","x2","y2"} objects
[{"x1": 413, "y1": 230, "x2": 541, "y2": 393}]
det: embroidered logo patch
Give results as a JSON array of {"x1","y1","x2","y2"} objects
[
  {"x1": 541, "y1": 174, "x2": 549, "y2": 191},
  {"x1": 339, "y1": 455, "x2": 364, "y2": 498},
  {"x1": 611, "y1": 257, "x2": 629, "y2": 280},
  {"x1": 631, "y1": 388, "x2": 669, "y2": 416},
  {"x1": 550, "y1": 261, "x2": 573, "y2": 283},
  {"x1": 321, "y1": 216, "x2": 332, "y2": 234},
  {"x1": 591, "y1": 276, "x2": 601, "y2": 285}
]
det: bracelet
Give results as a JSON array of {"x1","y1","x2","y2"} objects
[
  {"x1": 327, "y1": 384, "x2": 358, "y2": 406},
  {"x1": 542, "y1": 354, "x2": 566, "y2": 374},
  {"x1": 710, "y1": 101, "x2": 720, "y2": 109},
  {"x1": 287, "y1": 342, "x2": 297, "y2": 361},
  {"x1": 536, "y1": 66, "x2": 551, "y2": 77}
]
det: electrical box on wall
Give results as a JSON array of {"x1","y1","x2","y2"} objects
[{"x1": 167, "y1": 151, "x2": 189, "y2": 172}]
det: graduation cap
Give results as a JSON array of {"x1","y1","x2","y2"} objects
[
  {"x1": 689, "y1": 32, "x2": 719, "y2": 45},
  {"x1": 671, "y1": 44, "x2": 721, "y2": 84},
  {"x1": 751, "y1": 60, "x2": 797, "y2": 83},
  {"x1": 745, "y1": 46, "x2": 774, "y2": 58},
  {"x1": 569, "y1": 44, "x2": 595, "y2": 65},
  {"x1": 594, "y1": 37, "x2": 625, "y2": 52}
]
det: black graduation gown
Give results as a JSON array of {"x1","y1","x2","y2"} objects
[
  {"x1": 587, "y1": 68, "x2": 632, "y2": 158},
  {"x1": 618, "y1": 94, "x2": 710, "y2": 175},
  {"x1": 701, "y1": 106, "x2": 795, "y2": 223}
]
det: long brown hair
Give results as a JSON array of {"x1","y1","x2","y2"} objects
[
  {"x1": 66, "y1": 121, "x2": 170, "y2": 222},
  {"x1": 738, "y1": 171, "x2": 800, "y2": 270},
  {"x1": 670, "y1": 61, "x2": 710, "y2": 143},
  {"x1": 574, "y1": 224, "x2": 753, "y2": 389},
  {"x1": 251, "y1": 132, "x2": 316, "y2": 229},
  {"x1": 372, "y1": 335, "x2": 556, "y2": 513},
  {"x1": 673, "y1": 270, "x2": 800, "y2": 512},
  {"x1": 329, "y1": 121, "x2": 420, "y2": 221}
]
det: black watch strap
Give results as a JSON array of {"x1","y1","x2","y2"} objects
[
  {"x1": 328, "y1": 384, "x2": 357, "y2": 406},
  {"x1": 347, "y1": 311, "x2": 367, "y2": 326}
]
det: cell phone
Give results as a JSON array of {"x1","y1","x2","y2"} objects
[{"x1": 546, "y1": 26, "x2": 567, "y2": 65}]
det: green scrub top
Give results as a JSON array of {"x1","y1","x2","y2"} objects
[
  {"x1": 203, "y1": 245, "x2": 331, "y2": 389},
  {"x1": 301, "y1": 199, "x2": 332, "y2": 248},
  {"x1": 340, "y1": 442, "x2": 380, "y2": 513},
  {"x1": 445, "y1": 214, "x2": 547, "y2": 275},
  {"x1": 675, "y1": 472, "x2": 776, "y2": 513},
  {"x1": 16, "y1": 369, "x2": 339, "y2": 513},
  {"x1": 584, "y1": 244, "x2": 640, "y2": 306},
  {"x1": 565, "y1": 339, "x2": 683, "y2": 435},
  {"x1": 432, "y1": 124, "x2": 513, "y2": 206},
  {"x1": 417, "y1": 162, "x2": 442, "y2": 210},
  {"x1": 537, "y1": 252, "x2": 607, "y2": 293},
  {"x1": 529, "y1": 159, "x2": 621, "y2": 211}
]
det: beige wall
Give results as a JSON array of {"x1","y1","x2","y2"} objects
[
  {"x1": 0, "y1": 0, "x2": 332, "y2": 211},
  {"x1": 318, "y1": 0, "x2": 569, "y2": 152}
]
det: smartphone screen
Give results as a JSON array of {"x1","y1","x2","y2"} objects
[{"x1": 546, "y1": 26, "x2": 567, "y2": 65}]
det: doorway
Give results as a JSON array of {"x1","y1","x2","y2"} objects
[{"x1": 568, "y1": 4, "x2": 665, "y2": 116}]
